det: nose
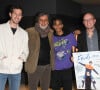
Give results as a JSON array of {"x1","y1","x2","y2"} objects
[
  {"x1": 41, "y1": 21, "x2": 46, "y2": 26},
  {"x1": 87, "y1": 21, "x2": 91, "y2": 25}
]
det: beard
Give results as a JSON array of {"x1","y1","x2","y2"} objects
[{"x1": 39, "y1": 24, "x2": 48, "y2": 30}]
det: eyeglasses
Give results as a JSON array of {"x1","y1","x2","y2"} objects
[{"x1": 83, "y1": 18, "x2": 94, "y2": 22}]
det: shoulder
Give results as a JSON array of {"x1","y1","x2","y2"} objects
[
  {"x1": 0, "y1": 22, "x2": 9, "y2": 34},
  {"x1": 18, "y1": 27, "x2": 28, "y2": 39},
  {"x1": 19, "y1": 27, "x2": 27, "y2": 34},
  {"x1": 78, "y1": 30, "x2": 86, "y2": 37},
  {"x1": 0, "y1": 22, "x2": 8, "y2": 29},
  {"x1": 96, "y1": 27, "x2": 100, "y2": 35},
  {"x1": 26, "y1": 27, "x2": 36, "y2": 33},
  {"x1": 67, "y1": 33, "x2": 74, "y2": 37}
]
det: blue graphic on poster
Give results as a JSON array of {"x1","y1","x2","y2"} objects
[{"x1": 73, "y1": 51, "x2": 100, "y2": 90}]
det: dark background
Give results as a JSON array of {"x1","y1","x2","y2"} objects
[
  {"x1": 1, "y1": 0, "x2": 100, "y2": 30},
  {"x1": 0, "y1": 0, "x2": 100, "y2": 85}
]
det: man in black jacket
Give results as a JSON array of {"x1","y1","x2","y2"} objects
[
  {"x1": 77, "y1": 12, "x2": 100, "y2": 90},
  {"x1": 77, "y1": 12, "x2": 100, "y2": 52}
]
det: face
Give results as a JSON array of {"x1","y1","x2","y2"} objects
[
  {"x1": 38, "y1": 15, "x2": 49, "y2": 29},
  {"x1": 53, "y1": 20, "x2": 63, "y2": 32},
  {"x1": 9, "y1": 9, "x2": 22, "y2": 24},
  {"x1": 83, "y1": 13, "x2": 96, "y2": 30}
]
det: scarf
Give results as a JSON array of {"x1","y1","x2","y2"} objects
[{"x1": 35, "y1": 23, "x2": 50, "y2": 38}]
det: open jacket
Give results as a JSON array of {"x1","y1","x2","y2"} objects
[
  {"x1": 77, "y1": 28, "x2": 100, "y2": 52},
  {"x1": 25, "y1": 27, "x2": 55, "y2": 73},
  {"x1": 0, "y1": 21, "x2": 29, "y2": 74}
]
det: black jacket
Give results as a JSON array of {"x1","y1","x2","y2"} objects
[{"x1": 77, "y1": 28, "x2": 100, "y2": 52}]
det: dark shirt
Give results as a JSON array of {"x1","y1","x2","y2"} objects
[
  {"x1": 38, "y1": 36, "x2": 50, "y2": 65},
  {"x1": 11, "y1": 28, "x2": 17, "y2": 34},
  {"x1": 77, "y1": 28, "x2": 100, "y2": 52}
]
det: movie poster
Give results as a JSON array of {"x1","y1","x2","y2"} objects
[{"x1": 73, "y1": 51, "x2": 100, "y2": 90}]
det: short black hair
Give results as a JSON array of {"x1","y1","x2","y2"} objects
[
  {"x1": 52, "y1": 18, "x2": 63, "y2": 25},
  {"x1": 82, "y1": 12, "x2": 96, "y2": 20},
  {"x1": 9, "y1": 5, "x2": 23, "y2": 14}
]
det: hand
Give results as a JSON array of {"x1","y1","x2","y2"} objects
[
  {"x1": 3, "y1": 56, "x2": 7, "y2": 59},
  {"x1": 76, "y1": 48, "x2": 78, "y2": 52},
  {"x1": 18, "y1": 57, "x2": 24, "y2": 61},
  {"x1": 74, "y1": 30, "x2": 81, "y2": 41},
  {"x1": 0, "y1": 56, "x2": 7, "y2": 60},
  {"x1": 71, "y1": 56, "x2": 74, "y2": 62},
  {"x1": 74, "y1": 30, "x2": 81, "y2": 35}
]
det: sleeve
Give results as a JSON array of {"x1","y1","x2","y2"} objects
[
  {"x1": 70, "y1": 33, "x2": 77, "y2": 47},
  {"x1": 93, "y1": 69, "x2": 99, "y2": 75},
  {"x1": 79, "y1": 62, "x2": 85, "y2": 66},
  {"x1": 0, "y1": 50, "x2": 5, "y2": 60},
  {"x1": 19, "y1": 32, "x2": 29, "y2": 62},
  {"x1": 0, "y1": 31, "x2": 7, "y2": 60}
]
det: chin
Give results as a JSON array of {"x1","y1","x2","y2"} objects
[{"x1": 14, "y1": 21, "x2": 20, "y2": 24}]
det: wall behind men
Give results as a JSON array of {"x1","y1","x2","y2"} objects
[
  {"x1": 20, "y1": 0, "x2": 82, "y2": 30},
  {"x1": 56, "y1": 0, "x2": 82, "y2": 33},
  {"x1": 57, "y1": 0, "x2": 81, "y2": 17},
  {"x1": 0, "y1": 0, "x2": 56, "y2": 24},
  {"x1": 0, "y1": 0, "x2": 81, "y2": 29}
]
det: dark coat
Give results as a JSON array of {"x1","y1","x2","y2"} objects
[{"x1": 77, "y1": 27, "x2": 100, "y2": 52}]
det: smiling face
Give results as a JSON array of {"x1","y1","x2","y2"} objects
[
  {"x1": 83, "y1": 13, "x2": 96, "y2": 30},
  {"x1": 53, "y1": 19, "x2": 63, "y2": 33},
  {"x1": 38, "y1": 15, "x2": 49, "y2": 29},
  {"x1": 9, "y1": 8, "x2": 22, "y2": 25}
]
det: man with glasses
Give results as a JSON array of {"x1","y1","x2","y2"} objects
[{"x1": 78, "y1": 12, "x2": 100, "y2": 52}]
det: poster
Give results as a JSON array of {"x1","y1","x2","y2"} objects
[{"x1": 73, "y1": 51, "x2": 100, "y2": 90}]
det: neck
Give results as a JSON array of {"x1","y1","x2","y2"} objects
[
  {"x1": 56, "y1": 30, "x2": 63, "y2": 36},
  {"x1": 86, "y1": 27, "x2": 95, "y2": 32},
  {"x1": 86, "y1": 27, "x2": 95, "y2": 38},
  {"x1": 9, "y1": 20, "x2": 18, "y2": 29}
]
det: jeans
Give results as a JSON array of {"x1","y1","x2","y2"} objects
[{"x1": 0, "y1": 73, "x2": 21, "y2": 90}]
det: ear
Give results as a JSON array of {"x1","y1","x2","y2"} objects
[
  {"x1": 62, "y1": 24, "x2": 64, "y2": 28},
  {"x1": 9, "y1": 12, "x2": 11, "y2": 17},
  {"x1": 94, "y1": 19, "x2": 96, "y2": 24}
]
